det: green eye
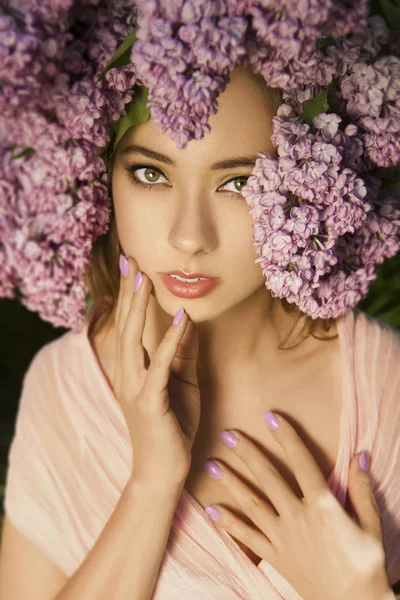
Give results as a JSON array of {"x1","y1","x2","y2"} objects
[
  {"x1": 142, "y1": 168, "x2": 163, "y2": 183},
  {"x1": 233, "y1": 178, "x2": 247, "y2": 192},
  {"x1": 124, "y1": 165, "x2": 168, "y2": 187},
  {"x1": 222, "y1": 176, "x2": 249, "y2": 194}
]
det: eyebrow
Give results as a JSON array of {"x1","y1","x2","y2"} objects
[{"x1": 118, "y1": 144, "x2": 259, "y2": 170}]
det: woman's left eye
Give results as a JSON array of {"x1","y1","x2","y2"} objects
[
  {"x1": 222, "y1": 176, "x2": 249, "y2": 194},
  {"x1": 124, "y1": 165, "x2": 168, "y2": 187},
  {"x1": 124, "y1": 164, "x2": 249, "y2": 196}
]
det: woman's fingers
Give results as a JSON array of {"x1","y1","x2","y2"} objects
[
  {"x1": 117, "y1": 254, "x2": 140, "y2": 336},
  {"x1": 115, "y1": 254, "x2": 190, "y2": 411},
  {"x1": 139, "y1": 309, "x2": 189, "y2": 410},
  {"x1": 262, "y1": 412, "x2": 330, "y2": 504},
  {"x1": 114, "y1": 254, "x2": 144, "y2": 397},
  {"x1": 218, "y1": 431, "x2": 302, "y2": 518},
  {"x1": 116, "y1": 256, "x2": 151, "y2": 399}
]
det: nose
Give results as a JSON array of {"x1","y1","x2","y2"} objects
[{"x1": 168, "y1": 196, "x2": 218, "y2": 256}]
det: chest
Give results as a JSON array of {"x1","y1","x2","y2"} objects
[{"x1": 184, "y1": 339, "x2": 344, "y2": 567}]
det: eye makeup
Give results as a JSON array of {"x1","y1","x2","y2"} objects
[{"x1": 122, "y1": 163, "x2": 250, "y2": 199}]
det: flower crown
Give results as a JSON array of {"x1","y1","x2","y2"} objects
[{"x1": 1, "y1": 0, "x2": 399, "y2": 330}]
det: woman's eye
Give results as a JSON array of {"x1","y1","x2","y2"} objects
[
  {"x1": 124, "y1": 164, "x2": 249, "y2": 196},
  {"x1": 126, "y1": 166, "x2": 168, "y2": 186},
  {"x1": 221, "y1": 177, "x2": 249, "y2": 195}
]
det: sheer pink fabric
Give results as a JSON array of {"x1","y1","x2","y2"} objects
[{"x1": 4, "y1": 308, "x2": 400, "y2": 598}]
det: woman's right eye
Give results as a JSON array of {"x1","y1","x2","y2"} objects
[{"x1": 124, "y1": 165, "x2": 169, "y2": 188}]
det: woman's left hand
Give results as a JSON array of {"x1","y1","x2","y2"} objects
[{"x1": 203, "y1": 411, "x2": 392, "y2": 600}]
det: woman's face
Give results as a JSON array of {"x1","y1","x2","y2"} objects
[{"x1": 112, "y1": 66, "x2": 279, "y2": 323}]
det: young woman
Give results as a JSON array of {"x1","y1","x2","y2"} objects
[
  {"x1": 1, "y1": 0, "x2": 400, "y2": 596},
  {"x1": 1, "y1": 63, "x2": 399, "y2": 600}
]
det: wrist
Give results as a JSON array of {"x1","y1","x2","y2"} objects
[
  {"x1": 378, "y1": 590, "x2": 396, "y2": 600},
  {"x1": 356, "y1": 585, "x2": 396, "y2": 600},
  {"x1": 349, "y1": 572, "x2": 394, "y2": 600},
  {"x1": 125, "y1": 475, "x2": 185, "y2": 501}
]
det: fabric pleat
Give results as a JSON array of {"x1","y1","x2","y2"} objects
[{"x1": 3, "y1": 308, "x2": 400, "y2": 597}]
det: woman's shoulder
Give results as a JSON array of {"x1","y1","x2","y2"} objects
[
  {"x1": 352, "y1": 307, "x2": 400, "y2": 340},
  {"x1": 350, "y1": 308, "x2": 400, "y2": 406},
  {"x1": 351, "y1": 308, "x2": 400, "y2": 361},
  {"x1": 16, "y1": 322, "x2": 92, "y2": 422},
  {"x1": 27, "y1": 321, "x2": 90, "y2": 377}
]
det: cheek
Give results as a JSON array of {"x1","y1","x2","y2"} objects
[
  {"x1": 112, "y1": 177, "x2": 156, "y2": 243},
  {"x1": 225, "y1": 219, "x2": 264, "y2": 281},
  {"x1": 114, "y1": 201, "x2": 165, "y2": 266}
]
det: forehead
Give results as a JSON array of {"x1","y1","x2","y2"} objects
[{"x1": 117, "y1": 67, "x2": 278, "y2": 165}]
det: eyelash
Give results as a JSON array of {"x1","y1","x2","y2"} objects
[{"x1": 123, "y1": 164, "x2": 249, "y2": 199}]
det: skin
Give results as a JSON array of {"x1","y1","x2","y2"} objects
[
  {"x1": 86, "y1": 63, "x2": 356, "y2": 576},
  {"x1": 104, "y1": 64, "x2": 337, "y2": 392},
  {"x1": 87, "y1": 67, "x2": 396, "y2": 594},
  {"x1": 90, "y1": 64, "x2": 344, "y2": 568}
]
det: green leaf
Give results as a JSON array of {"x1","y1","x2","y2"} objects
[
  {"x1": 380, "y1": 0, "x2": 400, "y2": 28},
  {"x1": 11, "y1": 147, "x2": 36, "y2": 160},
  {"x1": 85, "y1": 294, "x2": 94, "y2": 316},
  {"x1": 109, "y1": 86, "x2": 150, "y2": 157},
  {"x1": 96, "y1": 26, "x2": 138, "y2": 83},
  {"x1": 300, "y1": 87, "x2": 330, "y2": 125}
]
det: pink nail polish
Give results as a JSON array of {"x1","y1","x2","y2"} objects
[
  {"x1": 359, "y1": 450, "x2": 370, "y2": 472},
  {"x1": 220, "y1": 430, "x2": 238, "y2": 448},
  {"x1": 264, "y1": 410, "x2": 280, "y2": 430},
  {"x1": 134, "y1": 271, "x2": 143, "y2": 292},
  {"x1": 204, "y1": 460, "x2": 223, "y2": 480},
  {"x1": 119, "y1": 254, "x2": 129, "y2": 277},
  {"x1": 172, "y1": 306, "x2": 184, "y2": 325},
  {"x1": 205, "y1": 505, "x2": 222, "y2": 520}
]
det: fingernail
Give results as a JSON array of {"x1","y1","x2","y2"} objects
[
  {"x1": 264, "y1": 410, "x2": 280, "y2": 430},
  {"x1": 134, "y1": 271, "x2": 143, "y2": 292},
  {"x1": 220, "y1": 430, "x2": 238, "y2": 448},
  {"x1": 205, "y1": 505, "x2": 222, "y2": 520},
  {"x1": 359, "y1": 450, "x2": 370, "y2": 472},
  {"x1": 119, "y1": 254, "x2": 129, "y2": 277},
  {"x1": 204, "y1": 460, "x2": 223, "y2": 480},
  {"x1": 172, "y1": 306, "x2": 185, "y2": 325}
]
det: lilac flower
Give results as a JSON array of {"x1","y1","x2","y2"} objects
[
  {"x1": 1, "y1": 0, "x2": 399, "y2": 328},
  {"x1": 313, "y1": 113, "x2": 342, "y2": 141},
  {"x1": 0, "y1": 0, "x2": 135, "y2": 329}
]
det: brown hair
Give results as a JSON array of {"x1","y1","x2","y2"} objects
[{"x1": 84, "y1": 76, "x2": 338, "y2": 350}]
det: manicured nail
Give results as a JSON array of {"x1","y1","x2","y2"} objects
[
  {"x1": 134, "y1": 271, "x2": 143, "y2": 292},
  {"x1": 119, "y1": 254, "x2": 129, "y2": 277},
  {"x1": 220, "y1": 430, "x2": 238, "y2": 448},
  {"x1": 359, "y1": 450, "x2": 370, "y2": 472},
  {"x1": 264, "y1": 410, "x2": 280, "y2": 430},
  {"x1": 204, "y1": 460, "x2": 223, "y2": 480},
  {"x1": 172, "y1": 306, "x2": 185, "y2": 325},
  {"x1": 205, "y1": 505, "x2": 222, "y2": 520}
]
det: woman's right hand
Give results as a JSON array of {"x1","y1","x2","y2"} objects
[{"x1": 112, "y1": 256, "x2": 202, "y2": 490}]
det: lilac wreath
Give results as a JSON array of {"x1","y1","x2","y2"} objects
[{"x1": 0, "y1": 0, "x2": 399, "y2": 329}]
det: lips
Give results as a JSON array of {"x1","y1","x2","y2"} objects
[
  {"x1": 166, "y1": 269, "x2": 217, "y2": 279},
  {"x1": 160, "y1": 272, "x2": 221, "y2": 298}
]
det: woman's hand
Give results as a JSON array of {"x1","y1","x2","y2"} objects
[
  {"x1": 203, "y1": 411, "x2": 392, "y2": 600},
  {"x1": 112, "y1": 255, "x2": 201, "y2": 490}
]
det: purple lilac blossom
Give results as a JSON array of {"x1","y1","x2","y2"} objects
[
  {"x1": 0, "y1": 0, "x2": 399, "y2": 329},
  {"x1": 0, "y1": 0, "x2": 138, "y2": 328}
]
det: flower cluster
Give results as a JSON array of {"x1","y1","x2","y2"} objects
[
  {"x1": 0, "y1": 0, "x2": 399, "y2": 328},
  {"x1": 240, "y1": 15, "x2": 400, "y2": 319},
  {"x1": 1, "y1": 0, "x2": 138, "y2": 328},
  {"x1": 242, "y1": 105, "x2": 399, "y2": 318},
  {"x1": 131, "y1": 0, "x2": 369, "y2": 150}
]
